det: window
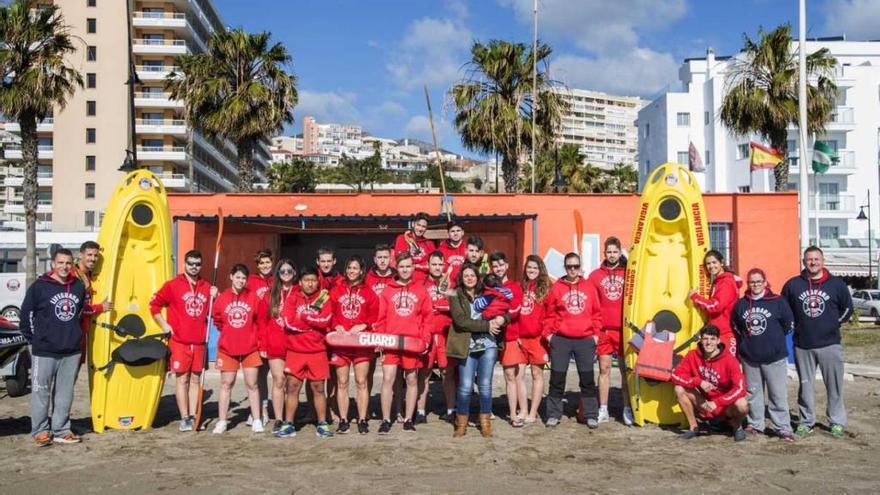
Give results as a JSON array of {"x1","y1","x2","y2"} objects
[
  {"x1": 88, "y1": 0, "x2": 96, "y2": 6},
  {"x1": 87, "y1": 18, "x2": 96, "y2": 33},
  {"x1": 87, "y1": 73, "x2": 96, "y2": 88},
  {"x1": 644, "y1": 123, "x2": 650, "y2": 138},
  {"x1": 820, "y1": 226, "x2": 839, "y2": 240},
  {"x1": 87, "y1": 46, "x2": 96, "y2": 61},
  {"x1": 85, "y1": 183, "x2": 95, "y2": 199},
  {"x1": 705, "y1": 150, "x2": 711, "y2": 165},
  {"x1": 677, "y1": 151, "x2": 689, "y2": 164},
  {"x1": 86, "y1": 155, "x2": 95, "y2": 171},
  {"x1": 736, "y1": 143, "x2": 749, "y2": 160},
  {"x1": 676, "y1": 112, "x2": 690, "y2": 127},
  {"x1": 739, "y1": 186, "x2": 751, "y2": 193},
  {"x1": 85, "y1": 210, "x2": 95, "y2": 227},
  {"x1": 86, "y1": 100, "x2": 96, "y2": 116},
  {"x1": 141, "y1": 139, "x2": 163, "y2": 148},
  {"x1": 704, "y1": 111, "x2": 709, "y2": 126},
  {"x1": 86, "y1": 128, "x2": 96, "y2": 143},
  {"x1": 709, "y1": 223, "x2": 733, "y2": 270}
]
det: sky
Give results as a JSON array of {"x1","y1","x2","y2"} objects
[{"x1": 213, "y1": 0, "x2": 880, "y2": 156}]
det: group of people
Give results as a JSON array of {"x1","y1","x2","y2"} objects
[{"x1": 17, "y1": 212, "x2": 852, "y2": 445}]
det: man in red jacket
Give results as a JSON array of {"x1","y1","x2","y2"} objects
[
  {"x1": 543, "y1": 252, "x2": 604, "y2": 428},
  {"x1": 72, "y1": 241, "x2": 112, "y2": 364},
  {"x1": 366, "y1": 244, "x2": 397, "y2": 296},
  {"x1": 393, "y1": 212, "x2": 435, "y2": 281},
  {"x1": 317, "y1": 247, "x2": 343, "y2": 291},
  {"x1": 150, "y1": 249, "x2": 217, "y2": 432},
  {"x1": 416, "y1": 251, "x2": 455, "y2": 424},
  {"x1": 438, "y1": 220, "x2": 466, "y2": 281},
  {"x1": 672, "y1": 325, "x2": 748, "y2": 441}
]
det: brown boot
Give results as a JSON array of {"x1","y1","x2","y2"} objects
[
  {"x1": 453, "y1": 414, "x2": 468, "y2": 438},
  {"x1": 479, "y1": 413, "x2": 492, "y2": 438}
]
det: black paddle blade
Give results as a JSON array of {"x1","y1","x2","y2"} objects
[
  {"x1": 117, "y1": 314, "x2": 146, "y2": 338},
  {"x1": 110, "y1": 337, "x2": 167, "y2": 368},
  {"x1": 653, "y1": 310, "x2": 682, "y2": 334}
]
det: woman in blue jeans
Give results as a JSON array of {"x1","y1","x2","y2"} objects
[{"x1": 446, "y1": 263, "x2": 509, "y2": 438}]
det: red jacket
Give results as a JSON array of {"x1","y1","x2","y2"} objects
[
  {"x1": 587, "y1": 261, "x2": 626, "y2": 331},
  {"x1": 318, "y1": 270, "x2": 343, "y2": 291},
  {"x1": 72, "y1": 265, "x2": 108, "y2": 359},
  {"x1": 501, "y1": 280, "x2": 524, "y2": 341},
  {"x1": 212, "y1": 287, "x2": 264, "y2": 356},
  {"x1": 258, "y1": 285, "x2": 293, "y2": 357},
  {"x1": 543, "y1": 277, "x2": 603, "y2": 339},
  {"x1": 150, "y1": 274, "x2": 211, "y2": 345},
  {"x1": 282, "y1": 289, "x2": 333, "y2": 353},
  {"x1": 671, "y1": 344, "x2": 746, "y2": 414},
  {"x1": 393, "y1": 232, "x2": 435, "y2": 275},
  {"x1": 690, "y1": 271, "x2": 742, "y2": 339},
  {"x1": 374, "y1": 279, "x2": 432, "y2": 344},
  {"x1": 330, "y1": 281, "x2": 378, "y2": 331},
  {"x1": 247, "y1": 273, "x2": 273, "y2": 301},
  {"x1": 423, "y1": 275, "x2": 452, "y2": 335},
  {"x1": 365, "y1": 267, "x2": 397, "y2": 297},
  {"x1": 515, "y1": 280, "x2": 547, "y2": 339},
  {"x1": 438, "y1": 239, "x2": 467, "y2": 281}
]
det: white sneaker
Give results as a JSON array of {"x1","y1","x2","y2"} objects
[
  {"x1": 212, "y1": 420, "x2": 228, "y2": 434},
  {"x1": 246, "y1": 414, "x2": 254, "y2": 426},
  {"x1": 623, "y1": 407, "x2": 634, "y2": 426},
  {"x1": 251, "y1": 419, "x2": 264, "y2": 433},
  {"x1": 597, "y1": 409, "x2": 610, "y2": 423}
]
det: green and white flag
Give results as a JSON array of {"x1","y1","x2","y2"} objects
[{"x1": 812, "y1": 141, "x2": 838, "y2": 174}]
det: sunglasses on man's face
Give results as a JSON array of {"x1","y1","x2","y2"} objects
[
  {"x1": 565, "y1": 264, "x2": 581, "y2": 270},
  {"x1": 186, "y1": 261, "x2": 202, "y2": 267}
]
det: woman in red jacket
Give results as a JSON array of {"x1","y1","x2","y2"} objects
[
  {"x1": 248, "y1": 249, "x2": 274, "y2": 425},
  {"x1": 518, "y1": 255, "x2": 551, "y2": 423},
  {"x1": 261, "y1": 259, "x2": 297, "y2": 434},
  {"x1": 689, "y1": 250, "x2": 742, "y2": 356},
  {"x1": 211, "y1": 264, "x2": 265, "y2": 434},
  {"x1": 329, "y1": 255, "x2": 378, "y2": 435},
  {"x1": 374, "y1": 251, "x2": 433, "y2": 435}
]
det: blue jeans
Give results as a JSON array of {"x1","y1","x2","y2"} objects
[{"x1": 456, "y1": 347, "x2": 498, "y2": 415}]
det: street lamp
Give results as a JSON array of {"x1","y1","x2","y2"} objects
[{"x1": 856, "y1": 189, "x2": 872, "y2": 288}]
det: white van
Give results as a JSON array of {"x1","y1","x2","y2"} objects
[{"x1": 0, "y1": 273, "x2": 26, "y2": 323}]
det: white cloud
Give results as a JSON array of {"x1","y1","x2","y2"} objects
[
  {"x1": 295, "y1": 90, "x2": 361, "y2": 125},
  {"x1": 823, "y1": 0, "x2": 880, "y2": 40},
  {"x1": 386, "y1": 17, "x2": 473, "y2": 91},
  {"x1": 553, "y1": 48, "x2": 679, "y2": 97},
  {"x1": 371, "y1": 101, "x2": 407, "y2": 118},
  {"x1": 403, "y1": 114, "x2": 456, "y2": 144},
  {"x1": 444, "y1": 0, "x2": 469, "y2": 19}
]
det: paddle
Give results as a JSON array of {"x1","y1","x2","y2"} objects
[{"x1": 193, "y1": 207, "x2": 224, "y2": 432}]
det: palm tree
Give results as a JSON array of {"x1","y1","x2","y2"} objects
[
  {"x1": 167, "y1": 28, "x2": 297, "y2": 192},
  {"x1": 720, "y1": 24, "x2": 837, "y2": 191},
  {"x1": 0, "y1": 0, "x2": 82, "y2": 285},
  {"x1": 604, "y1": 162, "x2": 639, "y2": 193},
  {"x1": 451, "y1": 40, "x2": 567, "y2": 193}
]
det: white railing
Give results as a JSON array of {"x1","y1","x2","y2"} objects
[
  {"x1": 136, "y1": 118, "x2": 186, "y2": 126},
  {"x1": 831, "y1": 107, "x2": 854, "y2": 124},
  {"x1": 133, "y1": 39, "x2": 187, "y2": 47},
  {"x1": 135, "y1": 65, "x2": 179, "y2": 73},
  {"x1": 5, "y1": 144, "x2": 53, "y2": 151},
  {"x1": 133, "y1": 11, "x2": 186, "y2": 19},
  {"x1": 134, "y1": 91, "x2": 173, "y2": 99},
  {"x1": 808, "y1": 194, "x2": 856, "y2": 211},
  {"x1": 137, "y1": 145, "x2": 186, "y2": 153}
]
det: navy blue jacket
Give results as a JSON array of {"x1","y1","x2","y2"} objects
[
  {"x1": 20, "y1": 273, "x2": 87, "y2": 358},
  {"x1": 781, "y1": 269, "x2": 853, "y2": 350},
  {"x1": 731, "y1": 290, "x2": 794, "y2": 363}
]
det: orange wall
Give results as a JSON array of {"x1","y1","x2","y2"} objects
[{"x1": 168, "y1": 192, "x2": 800, "y2": 291}]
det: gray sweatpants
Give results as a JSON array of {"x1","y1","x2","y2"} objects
[
  {"x1": 794, "y1": 344, "x2": 846, "y2": 427},
  {"x1": 547, "y1": 335, "x2": 598, "y2": 421},
  {"x1": 741, "y1": 357, "x2": 792, "y2": 433},
  {"x1": 31, "y1": 353, "x2": 81, "y2": 437}
]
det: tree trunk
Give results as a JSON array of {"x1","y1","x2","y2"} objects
[
  {"x1": 772, "y1": 133, "x2": 789, "y2": 192},
  {"x1": 20, "y1": 115, "x2": 38, "y2": 286},
  {"x1": 186, "y1": 125, "x2": 195, "y2": 193},
  {"x1": 501, "y1": 153, "x2": 518, "y2": 193},
  {"x1": 236, "y1": 138, "x2": 255, "y2": 192}
]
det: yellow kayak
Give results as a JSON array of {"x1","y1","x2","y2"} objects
[
  {"x1": 89, "y1": 170, "x2": 173, "y2": 432},
  {"x1": 623, "y1": 163, "x2": 710, "y2": 426}
]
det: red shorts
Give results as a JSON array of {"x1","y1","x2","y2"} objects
[
  {"x1": 423, "y1": 333, "x2": 448, "y2": 369},
  {"x1": 215, "y1": 350, "x2": 261, "y2": 371},
  {"x1": 500, "y1": 340, "x2": 526, "y2": 366},
  {"x1": 383, "y1": 349, "x2": 424, "y2": 370},
  {"x1": 329, "y1": 348, "x2": 375, "y2": 367},
  {"x1": 597, "y1": 329, "x2": 622, "y2": 357},
  {"x1": 285, "y1": 350, "x2": 330, "y2": 381},
  {"x1": 518, "y1": 336, "x2": 549, "y2": 365},
  {"x1": 168, "y1": 340, "x2": 206, "y2": 373}
]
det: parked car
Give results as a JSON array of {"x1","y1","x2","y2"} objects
[
  {"x1": 0, "y1": 272, "x2": 26, "y2": 323},
  {"x1": 0, "y1": 316, "x2": 29, "y2": 397},
  {"x1": 851, "y1": 289, "x2": 880, "y2": 318}
]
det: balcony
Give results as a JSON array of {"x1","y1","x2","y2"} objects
[
  {"x1": 132, "y1": 38, "x2": 188, "y2": 55},
  {"x1": 193, "y1": 132, "x2": 237, "y2": 174},
  {"x1": 4, "y1": 118, "x2": 54, "y2": 133},
  {"x1": 135, "y1": 64, "x2": 181, "y2": 81},
  {"x1": 788, "y1": 150, "x2": 856, "y2": 174},
  {"x1": 132, "y1": 11, "x2": 187, "y2": 29},
  {"x1": 136, "y1": 145, "x2": 187, "y2": 163},
  {"x1": 1, "y1": 218, "x2": 52, "y2": 231},
  {"x1": 829, "y1": 107, "x2": 855, "y2": 129},
  {"x1": 156, "y1": 172, "x2": 190, "y2": 190},
  {"x1": 3, "y1": 171, "x2": 52, "y2": 187},
  {"x1": 3, "y1": 199, "x2": 52, "y2": 214},
  {"x1": 134, "y1": 91, "x2": 184, "y2": 109},
  {"x1": 808, "y1": 194, "x2": 856, "y2": 215},
  {"x1": 136, "y1": 118, "x2": 187, "y2": 135},
  {"x1": 4, "y1": 144, "x2": 53, "y2": 160}
]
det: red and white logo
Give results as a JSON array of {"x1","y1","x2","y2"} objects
[
  {"x1": 600, "y1": 274, "x2": 624, "y2": 301},
  {"x1": 521, "y1": 290, "x2": 536, "y2": 316},
  {"x1": 391, "y1": 291, "x2": 418, "y2": 316},
  {"x1": 224, "y1": 301, "x2": 251, "y2": 328},
  {"x1": 256, "y1": 286, "x2": 270, "y2": 299},
  {"x1": 50, "y1": 292, "x2": 79, "y2": 322},
  {"x1": 338, "y1": 293, "x2": 365, "y2": 320},
  {"x1": 561, "y1": 290, "x2": 587, "y2": 315},
  {"x1": 371, "y1": 282, "x2": 388, "y2": 296},
  {"x1": 183, "y1": 292, "x2": 206, "y2": 317}
]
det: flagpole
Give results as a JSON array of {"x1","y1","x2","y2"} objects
[{"x1": 797, "y1": 0, "x2": 810, "y2": 252}]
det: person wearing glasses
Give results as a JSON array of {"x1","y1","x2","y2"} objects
[
  {"x1": 150, "y1": 250, "x2": 218, "y2": 432},
  {"x1": 543, "y1": 252, "x2": 603, "y2": 429},
  {"x1": 731, "y1": 268, "x2": 796, "y2": 441},
  {"x1": 259, "y1": 259, "x2": 298, "y2": 434}
]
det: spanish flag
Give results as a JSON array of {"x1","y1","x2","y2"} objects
[{"x1": 749, "y1": 142, "x2": 784, "y2": 171}]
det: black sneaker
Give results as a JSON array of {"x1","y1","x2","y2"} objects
[
  {"x1": 336, "y1": 420, "x2": 350, "y2": 435},
  {"x1": 272, "y1": 420, "x2": 283, "y2": 434},
  {"x1": 378, "y1": 420, "x2": 392, "y2": 435},
  {"x1": 679, "y1": 429, "x2": 698, "y2": 440},
  {"x1": 357, "y1": 419, "x2": 369, "y2": 435},
  {"x1": 414, "y1": 412, "x2": 427, "y2": 425},
  {"x1": 403, "y1": 419, "x2": 416, "y2": 432}
]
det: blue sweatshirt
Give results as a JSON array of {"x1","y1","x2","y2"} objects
[
  {"x1": 20, "y1": 272, "x2": 87, "y2": 358},
  {"x1": 731, "y1": 289, "x2": 794, "y2": 363},
  {"x1": 781, "y1": 269, "x2": 853, "y2": 350}
]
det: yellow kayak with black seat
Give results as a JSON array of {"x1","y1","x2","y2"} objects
[
  {"x1": 622, "y1": 163, "x2": 711, "y2": 426},
  {"x1": 89, "y1": 170, "x2": 173, "y2": 432}
]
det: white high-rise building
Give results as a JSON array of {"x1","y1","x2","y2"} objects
[{"x1": 638, "y1": 39, "x2": 880, "y2": 270}]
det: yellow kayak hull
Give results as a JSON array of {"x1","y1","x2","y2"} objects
[
  {"x1": 89, "y1": 170, "x2": 173, "y2": 432},
  {"x1": 623, "y1": 163, "x2": 710, "y2": 426}
]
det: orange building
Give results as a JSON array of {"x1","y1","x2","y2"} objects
[{"x1": 168, "y1": 192, "x2": 800, "y2": 290}]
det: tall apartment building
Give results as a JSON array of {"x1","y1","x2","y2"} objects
[
  {"x1": 1, "y1": 0, "x2": 270, "y2": 233},
  {"x1": 638, "y1": 40, "x2": 880, "y2": 274},
  {"x1": 552, "y1": 88, "x2": 644, "y2": 170}
]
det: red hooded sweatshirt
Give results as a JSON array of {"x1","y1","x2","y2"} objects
[
  {"x1": 150, "y1": 274, "x2": 212, "y2": 345},
  {"x1": 212, "y1": 286, "x2": 264, "y2": 356},
  {"x1": 330, "y1": 280, "x2": 378, "y2": 331},
  {"x1": 374, "y1": 279, "x2": 432, "y2": 344},
  {"x1": 543, "y1": 277, "x2": 603, "y2": 339},
  {"x1": 393, "y1": 232, "x2": 435, "y2": 276},
  {"x1": 423, "y1": 275, "x2": 452, "y2": 335},
  {"x1": 690, "y1": 271, "x2": 742, "y2": 340},
  {"x1": 438, "y1": 239, "x2": 467, "y2": 281},
  {"x1": 247, "y1": 273, "x2": 273, "y2": 301},
  {"x1": 318, "y1": 270, "x2": 343, "y2": 291},
  {"x1": 587, "y1": 261, "x2": 626, "y2": 331},
  {"x1": 258, "y1": 285, "x2": 293, "y2": 357},
  {"x1": 671, "y1": 343, "x2": 746, "y2": 416},
  {"x1": 282, "y1": 289, "x2": 333, "y2": 353},
  {"x1": 365, "y1": 267, "x2": 397, "y2": 297},
  {"x1": 515, "y1": 280, "x2": 548, "y2": 339}
]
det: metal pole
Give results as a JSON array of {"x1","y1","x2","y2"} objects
[
  {"x1": 870, "y1": 190, "x2": 875, "y2": 289},
  {"x1": 530, "y1": 0, "x2": 537, "y2": 194},
  {"x1": 797, "y1": 0, "x2": 809, "y2": 253}
]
